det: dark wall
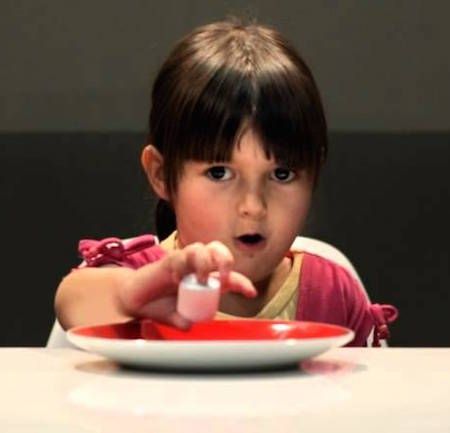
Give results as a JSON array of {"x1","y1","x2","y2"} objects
[
  {"x1": 1, "y1": 1, "x2": 449, "y2": 131},
  {"x1": 1, "y1": 132, "x2": 449, "y2": 347}
]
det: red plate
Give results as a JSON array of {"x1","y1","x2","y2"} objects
[
  {"x1": 72, "y1": 319, "x2": 351, "y2": 341},
  {"x1": 68, "y1": 320, "x2": 354, "y2": 370}
]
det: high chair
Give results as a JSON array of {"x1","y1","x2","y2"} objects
[{"x1": 46, "y1": 236, "x2": 378, "y2": 347}]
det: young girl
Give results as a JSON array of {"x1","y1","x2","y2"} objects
[{"x1": 55, "y1": 19, "x2": 397, "y2": 346}]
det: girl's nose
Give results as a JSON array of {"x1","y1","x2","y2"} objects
[{"x1": 237, "y1": 189, "x2": 267, "y2": 219}]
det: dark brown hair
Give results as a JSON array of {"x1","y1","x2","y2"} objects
[{"x1": 147, "y1": 18, "x2": 328, "y2": 239}]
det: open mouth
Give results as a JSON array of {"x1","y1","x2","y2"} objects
[
  {"x1": 237, "y1": 234, "x2": 264, "y2": 244},
  {"x1": 234, "y1": 233, "x2": 266, "y2": 251}
]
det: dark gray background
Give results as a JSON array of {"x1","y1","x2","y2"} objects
[
  {"x1": 2, "y1": 0, "x2": 449, "y2": 131},
  {"x1": 1, "y1": 1, "x2": 449, "y2": 347}
]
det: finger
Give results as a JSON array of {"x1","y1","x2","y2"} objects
[
  {"x1": 165, "y1": 249, "x2": 191, "y2": 285},
  {"x1": 185, "y1": 243, "x2": 213, "y2": 284},
  {"x1": 119, "y1": 263, "x2": 175, "y2": 315},
  {"x1": 150, "y1": 310, "x2": 192, "y2": 330},
  {"x1": 135, "y1": 296, "x2": 192, "y2": 330},
  {"x1": 210, "y1": 270, "x2": 257, "y2": 298},
  {"x1": 207, "y1": 241, "x2": 234, "y2": 286},
  {"x1": 125, "y1": 250, "x2": 191, "y2": 313},
  {"x1": 226, "y1": 271, "x2": 258, "y2": 297},
  {"x1": 166, "y1": 311, "x2": 193, "y2": 330}
]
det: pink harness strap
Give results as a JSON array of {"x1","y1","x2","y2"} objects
[
  {"x1": 369, "y1": 304, "x2": 399, "y2": 347},
  {"x1": 78, "y1": 235, "x2": 158, "y2": 267}
]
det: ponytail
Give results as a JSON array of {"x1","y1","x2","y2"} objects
[{"x1": 155, "y1": 199, "x2": 176, "y2": 241}]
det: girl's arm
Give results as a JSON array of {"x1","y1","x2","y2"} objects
[
  {"x1": 55, "y1": 241, "x2": 257, "y2": 330},
  {"x1": 55, "y1": 266, "x2": 136, "y2": 331}
]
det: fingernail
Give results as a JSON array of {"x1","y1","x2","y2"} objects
[{"x1": 197, "y1": 272, "x2": 208, "y2": 285}]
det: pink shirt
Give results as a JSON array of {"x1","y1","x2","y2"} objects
[{"x1": 78, "y1": 234, "x2": 398, "y2": 347}]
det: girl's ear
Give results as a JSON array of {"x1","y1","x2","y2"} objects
[{"x1": 141, "y1": 145, "x2": 169, "y2": 201}]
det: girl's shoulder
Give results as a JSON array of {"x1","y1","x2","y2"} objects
[
  {"x1": 297, "y1": 251, "x2": 366, "y2": 315},
  {"x1": 299, "y1": 251, "x2": 364, "y2": 298},
  {"x1": 77, "y1": 234, "x2": 166, "y2": 269},
  {"x1": 297, "y1": 251, "x2": 398, "y2": 346}
]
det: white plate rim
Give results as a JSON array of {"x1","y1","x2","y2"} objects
[{"x1": 67, "y1": 321, "x2": 355, "y2": 369}]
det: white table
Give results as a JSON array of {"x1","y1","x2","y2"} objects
[{"x1": 1, "y1": 348, "x2": 449, "y2": 433}]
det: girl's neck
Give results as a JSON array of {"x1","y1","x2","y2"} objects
[{"x1": 254, "y1": 256, "x2": 291, "y2": 293}]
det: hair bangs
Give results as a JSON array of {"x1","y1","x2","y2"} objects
[
  {"x1": 159, "y1": 66, "x2": 257, "y2": 193},
  {"x1": 251, "y1": 66, "x2": 327, "y2": 179}
]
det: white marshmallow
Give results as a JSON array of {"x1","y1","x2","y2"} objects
[{"x1": 176, "y1": 274, "x2": 221, "y2": 322}]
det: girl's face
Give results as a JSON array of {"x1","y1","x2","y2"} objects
[{"x1": 172, "y1": 129, "x2": 313, "y2": 284}]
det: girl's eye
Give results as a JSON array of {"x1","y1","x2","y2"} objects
[
  {"x1": 271, "y1": 167, "x2": 296, "y2": 182},
  {"x1": 206, "y1": 166, "x2": 232, "y2": 181}
]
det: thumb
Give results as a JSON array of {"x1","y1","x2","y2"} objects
[{"x1": 134, "y1": 296, "x2": 192, "y2": 330}]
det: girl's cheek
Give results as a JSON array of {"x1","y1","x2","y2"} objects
[{"x1": 273, "y1": 183, "x2": 311, "y2": 204}]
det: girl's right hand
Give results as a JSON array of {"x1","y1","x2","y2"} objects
[{"x1": 117, "y1": 241, "x2": 257, "y2": 329}]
